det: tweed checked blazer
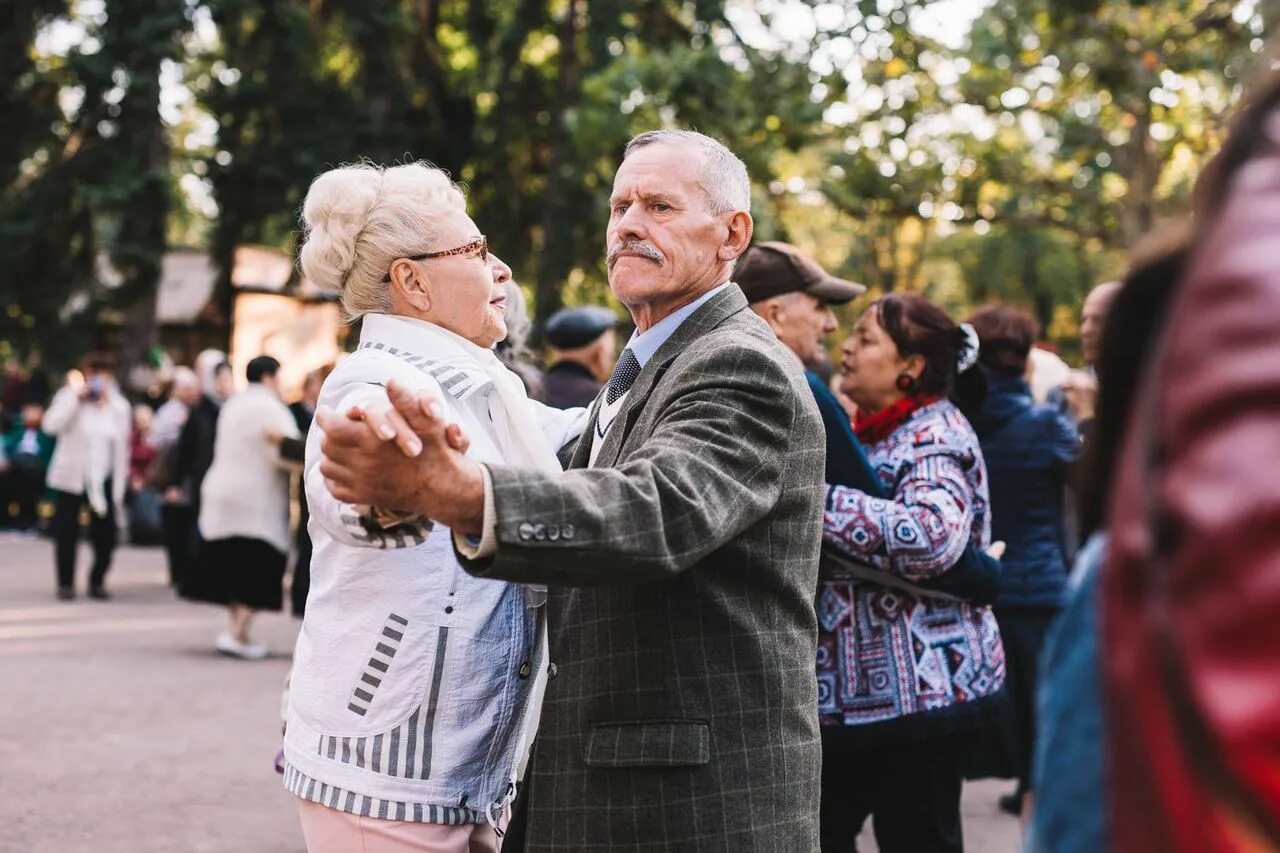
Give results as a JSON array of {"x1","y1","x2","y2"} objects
[{"x1": 463, "y1": 284, "x2": 826, "y2": 851}]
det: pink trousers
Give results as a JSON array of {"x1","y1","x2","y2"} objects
[{"x1": 295, "y1": 798, "x2": 501, "y2": 853}]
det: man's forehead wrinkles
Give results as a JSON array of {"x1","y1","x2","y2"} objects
[{"x1": 610, "y1": 177, "x2": 689, "y2": 203}]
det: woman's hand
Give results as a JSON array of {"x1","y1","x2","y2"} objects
[
  {"x1": 318, "y1": 380, "x2": 481, "y2": 531},
  {"x1": 341, "y1": 395, "x2": 471, "y2": 458}
]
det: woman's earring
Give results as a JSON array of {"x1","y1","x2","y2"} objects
[{"x1": 895, "y1": 373, "x2": 916, "y2": 392}]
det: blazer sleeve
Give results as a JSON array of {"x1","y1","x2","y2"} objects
[
  {"x1": 461, "y1": 344, "x2": 802, "y2": 586},
  {"x1": 823, "y1": 448, "x2": 976, "y2": 582}
]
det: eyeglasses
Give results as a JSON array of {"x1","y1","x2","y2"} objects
[{"x1": 382, "y1": 236, "x2": 488, "y2": 282}]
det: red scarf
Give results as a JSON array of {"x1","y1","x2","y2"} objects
[{"x1": 854, "y1": 395, "x2": 941, "y2": 446}]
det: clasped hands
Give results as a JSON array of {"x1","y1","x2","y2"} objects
[{"x1": 316, "y1": 380, "x2": 485, "y2": 535}]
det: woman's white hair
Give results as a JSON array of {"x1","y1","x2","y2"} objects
[{"x1": 298, "y1": 161, "x2": 467, "y2": 319}]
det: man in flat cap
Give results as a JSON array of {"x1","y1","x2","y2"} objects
[
  {"x1": 738, "y1": 240, "x2": 864, "y2": 430},
  {"x1": 541, "y1": 306, "x2": 619, "y2": 409}
]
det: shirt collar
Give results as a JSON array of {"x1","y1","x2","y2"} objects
[
  {"x1": 358, "y1": 313, "x2": 495, "y2": 402},
  {"x1": 625, "y1": 282, "x2": 731, "y2": 368}
]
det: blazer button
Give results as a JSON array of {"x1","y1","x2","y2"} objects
[
  {"x1": 547, "y1": 662, "x2": 558, "y2": 679},
  {"x1": 518, "y1": 661, "x2": 532, "y2": 679},
  {"x1": 547, "y1": 524, "x2": 561, "y2": 541},
  {"x1": 533, "y1": 524, "x2": 547, "y2": 541},
  {"x1": 518, "y1": 522, "x2": 534, "y2": 541},
  {"x1": 561, "y1": 523, "x2": 575, "y2": 540}
]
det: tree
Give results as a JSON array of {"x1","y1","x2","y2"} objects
[{"x1": 0, "y1": 0, "x2": 189, "y2": 375}]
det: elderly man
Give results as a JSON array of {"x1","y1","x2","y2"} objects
[
  {"x1": 738, "y1": 242, "x2": 870, "y2": 485},
  {"x1": 1052, "y1": 280, "x2": 1120, "y2": 429},
  {"x1": 319, "y1": 130, "x2": 825, "y2": 850},
  {"x1": 541, "y1": 305, "x2": 619, "y2": 409},
  {"x1": 738, "y1": 241, "x2": 863, "y2": 369}
]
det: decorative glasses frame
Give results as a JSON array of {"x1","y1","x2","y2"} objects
[{"x1": 382, "y1": 236, "x2": 488, "y2": 282}]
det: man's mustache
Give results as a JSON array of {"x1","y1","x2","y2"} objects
[{"x1": 607, "y1": 240, "x2": 665, "y2": 267}]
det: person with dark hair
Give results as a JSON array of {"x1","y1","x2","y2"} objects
[
  {"x1": 166, "y1": 352, "x2": 235, "y2": 591},
  {"x1": 2, "y1": 402, "x2": 54, "y2": 531},
  {"x1": 1098, "y1": 65, "x2": 1280, "y2": 851},
  {"x1": 1027, "y1": 234, "x2": 1190, "y2": 853},
  {"x1": 816, "y1": 293, "x2": 1003, "y2": 852},
  {"x1": 269, "y1": 363, "x2": 334, "y2": 617},
  {"x1": 964, "y1": 304, "x2": 1078, "y2": 818},
  {"x1": 190, "y1": 354, "x2": 299, "y2": 659},
  {"x1": 42, "y1": 355, "x2": 132, "y2": 600}
]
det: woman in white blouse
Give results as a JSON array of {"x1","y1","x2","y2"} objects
[{"x1": 283, "y1": 161, "x2": 585, "y2": 852}]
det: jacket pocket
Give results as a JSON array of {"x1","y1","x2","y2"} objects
[
  {"x1": 584, "y1": 720, "x2": 711, "y2": 769},
  {"x1": 346, "y1": 612, "x2": 412, "y2": 718}
]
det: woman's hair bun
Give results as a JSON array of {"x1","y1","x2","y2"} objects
[{"x1": 298, "y1": 165, "x2": 384, "y2": 294}]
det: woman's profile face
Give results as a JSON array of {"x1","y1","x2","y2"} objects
[
  {"x1": 415, "y1": 210, "x2": 512, "y2": 348},
  {"x1": 838, "y1": 306, "x2": 910, "y2": 415}
]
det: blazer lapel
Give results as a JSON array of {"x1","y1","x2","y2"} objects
[{"x1": 589, "y1": 284, "x2": 750, "y2": 470}]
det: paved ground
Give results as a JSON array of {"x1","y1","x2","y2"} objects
[{"x1": 0, "y1": 536, "x2": 1022, "y2": 852}]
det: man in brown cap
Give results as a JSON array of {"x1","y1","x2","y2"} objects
[{"x1": 738, "y1": 241, "x2": 865, "y2": 371}]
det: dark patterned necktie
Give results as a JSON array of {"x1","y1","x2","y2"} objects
[{"x1": 605, "y1": 348, "x2": 641, "y2": 404}]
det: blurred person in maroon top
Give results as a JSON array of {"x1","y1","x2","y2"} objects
[{"x1": 1103, "y1": 68, "x2": 1280, "y2": 851}]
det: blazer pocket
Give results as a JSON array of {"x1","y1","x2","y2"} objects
[{"x1": 584, "y1": 720, "x2": 711, "y2": 769}]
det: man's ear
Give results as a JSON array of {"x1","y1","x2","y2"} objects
[
  {"x1": 751, "y1": 297, "x2": 786, "y2": 333},
  {"x1": 719, "y1": 210, "x2": 753, "y2": 262}
]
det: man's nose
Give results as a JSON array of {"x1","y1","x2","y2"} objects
[
  {"x1": 823, "y1": 310, "x2": 838, "y2": 333},
  {"x1": 614, "y1": 206, "x2": 647, "y2": 242}
]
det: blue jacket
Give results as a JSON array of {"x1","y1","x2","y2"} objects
[
  {"x1": 971, "y1": 372, "x2": 1077, "y2": 608},
  {"x1": 1028, "y1": 534, "x2": 1107, "y2": 852}
]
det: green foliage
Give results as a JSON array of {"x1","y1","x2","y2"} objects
[
  {"x1": 0, "y1": 0, "x2": 188, "y2": 371},
  {"x1": 0, "y1": 0, "x2": 1269, "y2": 373}
]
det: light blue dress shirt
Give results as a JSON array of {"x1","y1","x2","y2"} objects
[{"x1": 625, "y1": 282, "x2": 732, "y2": 368}]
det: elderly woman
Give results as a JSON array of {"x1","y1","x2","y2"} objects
[
  {"x1": 282, "y1": 162, "x2": 584, "y2": 853},
  {"x1": 194, "y1": 355, "x2": 300, "y2": 660},
  {"x1": 817, "y1": 293, "x2": 1005, "y2": 853}
]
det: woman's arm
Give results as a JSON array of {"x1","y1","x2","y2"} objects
[
  {"x1": 529, "y1": 399, "x2": 590, "y2": 457},
  {"x1": 824, "y1": 450, "x2": 976, "y2": 582},
  {"x1": 41, "y1": 387, "x2": 81, "y2": 436},
  {"x1": 305, "y1": 374, "x2": 438, "y2": 550}
]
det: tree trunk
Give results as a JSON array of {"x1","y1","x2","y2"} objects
[
  {"x1": 533, "y1": 0, "x2": 582, "y2": 334},
  {"x1": 1120, "y1": 107, "x2": 1159, "y2": 247}
]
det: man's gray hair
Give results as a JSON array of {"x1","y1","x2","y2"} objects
[{"x1": 624, "y1": 130, "x2": 751, "y2": 216}]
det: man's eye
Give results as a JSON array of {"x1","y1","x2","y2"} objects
[
  {"x1": 653, "y1": 203, "x2": 670, "y2": 212},
  {"x1": 613, "y1": 203, "x2": 629, "y2": 215}
]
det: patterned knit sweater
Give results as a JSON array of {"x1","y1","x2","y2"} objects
[{"x1": 817, "y1": 399, "x2": 1006, "y2": 732}]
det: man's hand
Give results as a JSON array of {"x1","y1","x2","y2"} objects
[
  {"x1": 1062, "y1": 370, "x2": 1098, "y2": 423},
  {"x1": 318, "y1": 379, "x2": 484, "y2": 534}
]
